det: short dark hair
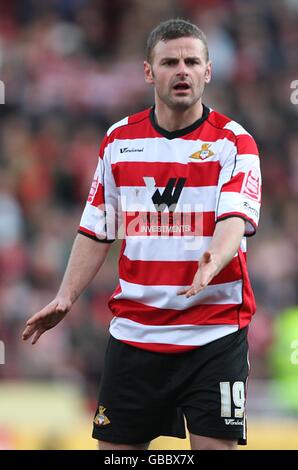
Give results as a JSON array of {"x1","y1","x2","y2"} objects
[{"x1": 146, "y1": 18, "x2": 209, "y2": 63}]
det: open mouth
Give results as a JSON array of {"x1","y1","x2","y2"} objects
[{"x1": 173, "y1": 82, "x2": 191, "y2": 91}]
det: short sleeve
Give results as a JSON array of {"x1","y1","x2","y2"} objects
[
  {"x1": 216, "y1": 129, "x2": 261, "y2": 236},
  {"x1": 78, "y1": 135, "x2": 118, "y2": 243}
]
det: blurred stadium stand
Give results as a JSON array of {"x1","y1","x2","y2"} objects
[{"x1": 0, "y1": 0, "x2": 297, "y2": 449}]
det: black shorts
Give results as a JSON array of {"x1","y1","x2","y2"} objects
[{"x1": 92, "y1": 327, "x2": 249, "y2": 446}]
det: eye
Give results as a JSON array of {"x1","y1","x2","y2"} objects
[
  {"x1": 185, "y1": 59, "x2": 200, "y2": 66},
  {"x1": 162, "y1": 59, "x2": 177, "y2": 66}
]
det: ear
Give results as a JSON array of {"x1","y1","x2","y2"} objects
[
  {"x1": 144, "y1": 61, "x2": 154, "y2": 84},
  {"x1": 204, "y1": 61, "x2": 212, "y2": 84}
]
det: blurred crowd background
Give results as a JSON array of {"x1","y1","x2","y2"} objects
[{"x1": 0, "y1": 0, "x2": 297, "y2": 449}]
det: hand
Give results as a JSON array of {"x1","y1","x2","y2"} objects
[
  {"x1": 177, "y1": 251, "x2": 220, "y2": 298},
  {"x1": 22, "y1": 298, "x2": 72, "y2": 345}
]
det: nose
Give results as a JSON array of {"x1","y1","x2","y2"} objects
[{"x1": 176, "y1": 60, "x2": 189, "y2": 77}]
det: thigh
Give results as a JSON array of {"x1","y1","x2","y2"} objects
[
  {"x1": 180, "y1": 327, "x2": 249, "y2": 446},
  {"x1": 98, "y1": 440, "x2": 150, "y2": 450},
  {"x1": 189, "y1": 434, "x2": 237, "y2": 450},
  {"x1": 92, "y1": 336, "x2": 186, "y2": 445}
]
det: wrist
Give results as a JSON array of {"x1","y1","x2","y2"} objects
[
  {"x1": 56, "y1": 290, "x2": 76, "y2": 306},
  {"x1": 201, "y1": 249, "x2": 223, "y2": 275}
]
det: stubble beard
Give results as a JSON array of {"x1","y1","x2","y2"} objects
[{"x1": 157, "y1": 86, "x2": 203, "y2": 112}]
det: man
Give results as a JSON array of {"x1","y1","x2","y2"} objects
[{"x1": 22, "y1": 19, "x2": 261, "y2": 450}]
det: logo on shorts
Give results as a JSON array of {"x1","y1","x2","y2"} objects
[
  {"x1": 94, "y1": 406, "x2": 110, "y2": 426},
  {"x1": 189, "y1": 143, "x2": 214, "y2": 160},
  {"x1": 224, "y1": 419, "x2": 242, "y2": 426}
]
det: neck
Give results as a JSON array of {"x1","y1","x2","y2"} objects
[{"x1": 154, "y1": 100, "x2": 203, "y2": 132}]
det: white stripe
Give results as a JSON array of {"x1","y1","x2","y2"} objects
[
  {"x1": 110, "y1": 318, "x2": 239, "y2": 346},
  {"x1": 124, "y1": 236, "x2": 246, "y2": 259},
  {"x1": 218, "y1": 191, "x2": 261, "y2": 214},
  {"x1": 217, "y1": 155, "x2": 260, "y2": 189},
  {"x1": 80, "y1": 207, "x2": 248, "y2": 252},
  {"x1": 246, "y1": 349, "x2": 251, "y2": 371},
  {"x1": 236, "y1": 154, "x2": 259, "y2": 163},
  {"x1": 107, "y1": 116, "x2": 129, "y2": 136},
  {"x1": 240, "y1": 238, "x2": 247, "y2": 253},
  {"x1": 124, "y1": 236, "x2": 213, "y2": 261},
  {"x1": 243, "y1": 413, "x2": 247, "y2": 441},
  {"x1": 217, "y1": 192, "x2": 260, "y2": 231},
  {"x1": 115, "y1": 279, "x2": 243, "y2": 309},
  {"x1": 80, "y1": 204, "x2": 105, "y2": 237},
  {"x1": 109, "y1": 137, "x2": 235, "y2": 164},
  {"x1": 120, "y1": 186, "x2": 217, "y2": 212},
  {"x1": 223, "y1": 121, "x2": 251, "y2": 137},
  {"x1": 243, "y1": 354, "x2": 250, "y2": 442},
  {"x1": 87, "y1": 158, "x2": 104, "y2": 187}
]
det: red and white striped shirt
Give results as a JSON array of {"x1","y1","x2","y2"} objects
[{"x1": 79, "y1": 105, "x2": 261, "y2": 353}]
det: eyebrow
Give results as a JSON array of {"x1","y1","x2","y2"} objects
[{"x1": 160, "y1": 56, "x2": 201, "y2": 62}]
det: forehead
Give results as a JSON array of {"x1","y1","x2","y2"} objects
[{"x1": 152, "y1": 37, "x2": 206, "y2": 62}]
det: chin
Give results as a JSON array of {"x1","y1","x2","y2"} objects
[{"x1": 171, "y1": 99, "x2": 193, "y2": 110}]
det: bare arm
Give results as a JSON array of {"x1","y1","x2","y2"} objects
[
  {"x1": 57, "y1": 233, "x2": 111, "y2": 303},
  {"x1": 22, "y1": 234, "x2": 112, "y2": 344},
  {"x1": 178, "y1": 217, "x2": 245, "y2": 297}
]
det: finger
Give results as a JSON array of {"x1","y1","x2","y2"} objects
[
  {"x1": 186, "y1": 283, "x2": 207, "y2": 298},
  {"x1": 185, "y1": 288, "x2": 196, "y2": 298},
  {"x1": 22, "y1": 324, "x2": 38, "y2": 340},
  {"x1": 197, "y1": 272, "x2": 213, "y2": 290},
  {"x1": 31, "y1": 328, "x2": 46, "y2": 345},
  {"x1": 177, "y1": 285, "x2": 198, "y2": 297},
  {"x1": 177, "y1": 287, "x2": 191, "y2": 295},
  {"x1": 180, "y1": 286, "x2": 195, "y2": 298},
  {"x1": 26, "y1": 310, "x2": 50, "y2": 327},
  {"x1": 26, "y1": 301, "x2": 59, "y2": 326}
]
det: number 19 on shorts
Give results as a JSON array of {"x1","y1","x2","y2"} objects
[{"x1": 220, "y1": 381, "x2": 245, "y2": 418}]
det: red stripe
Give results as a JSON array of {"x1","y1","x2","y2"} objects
[
  {"x1": 121, "y1": 340, "x2": 199, "y2": 353},
  {"x1": 105, "y1": 115, "x2": 239, "y2": 146},
  {"x1": 221, "y1": 172, "x2": 245, "y2": 193},
  {"x1": 119, "y1": 255, "x2": 242, "y2": 286},
  {"x1": 128, "y1": 109, "x2": 151, "y2": 126},
  {"x1": 99, "y1": 134, "x2": 109, "y2": 158},
  {"x1": 78, "y1": 226, "x2": 96, "y2": 237},
  {"x1": 100, "y1": 110, "x2": 258, "y2": 159},
  {"x1": 236, "y1": 135, "x2": 258, "y2": 155},
  {"x1": 112, "y1": 161, "x2": 221, "y2": 187},
  {"x1": 109, "y1": 299, "x2": 240, "y2": 326},
  {"x1": 112, "y1": 283, "x2": 122, "y2": 298},
  {"x1": 124, "y1": 211, "x2": 215, "y2": 237},
  {"x1": 106, "y1": 117, "x2": 159, "y2": 143},
  {"x1": 181, "y1": 122, "x2": 235, "y2": 142},
  {"x1": 237, "y1": 249, "x2": 256, "y2": 327},
  {"x1": 91, "y1": 182, "x2": 105, "y2": 207},
  {"x1": 208, "y1": 110, "x2": 231, "y2": 128}
]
